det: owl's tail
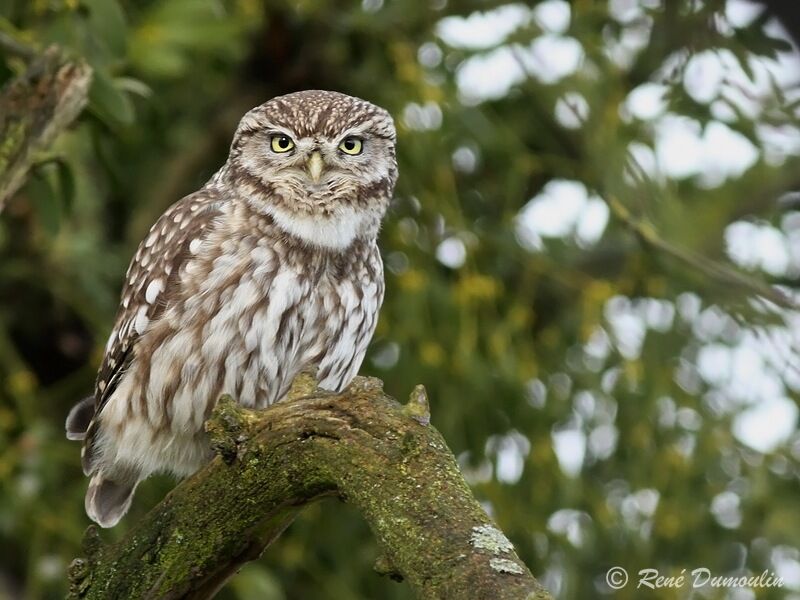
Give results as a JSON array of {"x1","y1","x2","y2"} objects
[
  {"x1": 85, "y1": 473, "x2": 139, "y2": 528},
  {"x1": 65, "y1": 396, "x2": 94, "y2": 441},
  {"x1": 68, "y1": 396, "x2": 139, "y2": 527}
]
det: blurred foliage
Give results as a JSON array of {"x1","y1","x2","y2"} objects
[{"x1": 1, "y1": 0, "x2": 800, "y2": 599}]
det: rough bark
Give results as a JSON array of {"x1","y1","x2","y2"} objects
[
  {"x1": 67, "y1": 374, "x2": 552, "y2": 600},
  {"x1": 0, "y1": 44, "x2": 92, "y2": 210}
]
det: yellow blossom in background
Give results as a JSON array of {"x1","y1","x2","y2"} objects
[
  {"x1": 419, "y1": 341, "x2": 445, "y2": 367},
  {"x1": 455, "y1": 273, "x2": 501, "y2": 304},
  {"x1": 397, "y1": 269, "x2": 427, "y2": 292},
  {"x1": 8, "y1": 370, "x2": 36, "y2": 396}
]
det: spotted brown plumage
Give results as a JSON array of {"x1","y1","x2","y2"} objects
[{"x1": 66, "y1": 90, "x2": 397, "y2": 527}]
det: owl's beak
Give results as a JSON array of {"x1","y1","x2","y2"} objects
[{"x1": 306, "y1": 152, "x2": 325, "y2": 184}]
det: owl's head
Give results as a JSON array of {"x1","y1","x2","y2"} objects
[{"x1": 225, "y1": 90, "x2": 398, "y2": 250}]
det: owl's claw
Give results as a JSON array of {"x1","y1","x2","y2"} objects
[{"x1": 206, "y1": 396, "x2": 255, "y2": 464}]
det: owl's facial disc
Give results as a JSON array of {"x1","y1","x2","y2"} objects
[{"x1": 228, "y1": 91, "x2": 398, "y2": 248}]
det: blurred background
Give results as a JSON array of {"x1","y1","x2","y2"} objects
[{"x1": 1, "y1": 0, "x2": 800, "y2": 598}]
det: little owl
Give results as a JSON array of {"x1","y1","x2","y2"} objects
[{"x1": 65, "y1": 90, "x2": 397, "y2": 527}]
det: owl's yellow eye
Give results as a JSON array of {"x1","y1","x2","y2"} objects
[
  {"x1": 339, "y1": 137, "x2": 363, "y2": 155},
  {"x1": 270, "y1": 135, "x2": 295, "y2": 153}
]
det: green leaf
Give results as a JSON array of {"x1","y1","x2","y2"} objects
[
  {"x1": 53, "y1": 159, "x2": 76, "y2": 214},
  {"x1": 27, "y1": 171, "x2": 61, "y2": 236},
  {"x1": 114, "y1": 77, "x2": 153, "y2": 99},
  {"x1": 88, "y1": 69, "x2": 135, "y2": 127},
  {"x1": 80, "y1": 0, "x2": 128, "y2": 59}
]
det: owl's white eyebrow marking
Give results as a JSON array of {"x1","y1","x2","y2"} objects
[
  {"x1": 337, "y1": 123, "x2": 374, "y2": 137},
  {"x1": 265, "y1": 128, "x2": 296, "y2": 138},
  {"x1": 145, "y1": 279, "x2": 163, "y2": 304},
  {"x1": 259, "y1": 119, "x2": 298, "y2": 137},
  {"x1": 338, "y1": 119, "x2": 393, "y2": 141}
]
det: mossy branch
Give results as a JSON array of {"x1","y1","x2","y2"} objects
[
  {"x1": 0, "y1": 44, "x2": 91, "y2": 210},
  {"x1": 67, "y1": 374, "x2": 552, "y2": 600}
]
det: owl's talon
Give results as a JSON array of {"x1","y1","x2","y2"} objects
[
  {"x1": 286, "y1": 370, "x2": 321, "y2": 401},
  {"x1": 350, "y1": 375, "x2": 384, "y2": 395},
  {"x1": 207, "y1": 396, "x2": 253, "y2": 464}
]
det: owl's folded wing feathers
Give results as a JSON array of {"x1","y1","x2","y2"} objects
[{"x1": 72, "y1": 189, "x2": 224, "y2": 475}]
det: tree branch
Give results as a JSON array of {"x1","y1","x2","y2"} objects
[
  {"x1": 0, "y1": 45, "x2": 91, "y2": 211},
  {"x1": 67, "y1": 374, "x2": 551, "y2": 600},
  {"x1": 607, "y1": 195, "x2": 798, "y2": 310}
]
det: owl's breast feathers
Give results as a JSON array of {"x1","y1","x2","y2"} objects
[{"x1": 81, "y1": 188, "x2": 384, "y2": 478}]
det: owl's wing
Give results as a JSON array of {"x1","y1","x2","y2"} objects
[{"x1": 71, "y1": 188, "x2": 223, "y2": 474}]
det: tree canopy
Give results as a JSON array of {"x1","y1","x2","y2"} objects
[{"x1": 1, "y1": 1, "x2": 799, "y2": 598}]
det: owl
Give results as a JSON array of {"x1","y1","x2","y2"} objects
[{"x1": 65, "y1": 90, "x2": 398, "y2": 527}]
